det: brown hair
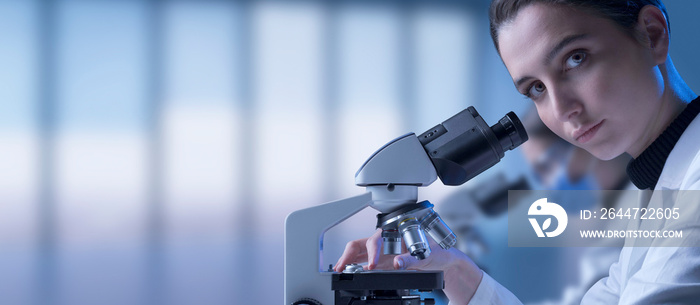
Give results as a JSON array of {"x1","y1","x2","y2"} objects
[{"x1": 489, "y1": 0, "x2": 670, "y2": 53}]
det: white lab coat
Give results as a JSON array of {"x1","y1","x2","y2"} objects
[{"x1": 466, "y1": 115, "x2": 700, "y2": 305}]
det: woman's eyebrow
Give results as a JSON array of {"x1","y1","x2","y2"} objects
[
  {"x1": 513, "y1": 33, "x2": 589, "y2": 90},
  {"x1": 544, "y1": 33, "x2": 588, "y2": 65},
  {"x1": 514, "y1": 76, "x2": 533, "y2": 89}
]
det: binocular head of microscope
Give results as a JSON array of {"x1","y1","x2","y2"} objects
[{"x1": 355, "y1": 107, "x2": 528, "y2": 260}]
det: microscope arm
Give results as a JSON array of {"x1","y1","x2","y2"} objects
[{"x1": 284, "y1": 192, "x2": 373, "y2": 305}]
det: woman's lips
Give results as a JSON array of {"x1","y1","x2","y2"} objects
[{"x1": 574, "y1": 120, "x2": 604, "y2": 144}]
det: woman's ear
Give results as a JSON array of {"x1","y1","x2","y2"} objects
[{"x1": 637, "y1": 5, "x2": 669, "y2": 65}]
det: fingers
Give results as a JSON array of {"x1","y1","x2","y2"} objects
[
  {"x1": 334, "y1": 229, "x2": 386, "y2": 272},
  {"x1": 394, "y1": 252, "x2": 421, "y2": 270},
  {"x1": 334, "y1": 237, "x2": 370, "y2": 272},
  {"x1": 393, "y1": 251, "x2": 438, "y2": 271},
  {"x1": 393, "y1": 243, "x2": 458, "y2": 271},
  {"x1": 365, "y1": 229, "x2": 383, "y2": 270}
]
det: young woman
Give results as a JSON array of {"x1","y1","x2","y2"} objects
[{"x1": 335, "y1": 0, "x2": 700, "y2": 304}]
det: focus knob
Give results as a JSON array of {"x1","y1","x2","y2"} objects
[{"x1": 292, "y1": 298, "x2": 322, "y2": 305}]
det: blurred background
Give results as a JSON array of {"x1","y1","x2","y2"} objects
[{"x1": 0, "y1": 0, "x2": 698, "y2": 304}]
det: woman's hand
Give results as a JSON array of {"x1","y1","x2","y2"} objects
[
  {"x1": 334, "y1": 228, "x2": 484, "y2": 304},
  {"x1": 333, "y1": 229, "x2": 398, "y2": 271}
]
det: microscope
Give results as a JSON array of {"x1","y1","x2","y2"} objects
[{"x1": 285, "y1": 107, "x2": 528, "y2": 305}]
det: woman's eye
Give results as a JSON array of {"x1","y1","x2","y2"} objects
[
  {"x1": 528, "y1": 82, "x2": 546, "y2": 99},
  {"x1": 565, "y1": 52, "x2": 586, "y2": 70}
]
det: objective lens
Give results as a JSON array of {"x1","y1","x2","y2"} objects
[
  {"x1": 399, "y1": 218, "x2": 430, "y2": 259},
  {"x1": 421, "y1": 210, "x2": 457, "y2": 250},
  {"x1": 382, "y1": 228, "x2": 402, "y2": 255}
]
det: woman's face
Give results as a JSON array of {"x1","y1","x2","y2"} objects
[{"x1": 498, "y1": 4, "x2": 665, "y2": 160}]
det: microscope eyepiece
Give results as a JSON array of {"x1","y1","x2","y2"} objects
[
  {"x1": 491, "y1": 111, "x2": 528, "y2": 152},
  {"x1": 418, "y1": 107, "x2": 528, "y2": 186}
]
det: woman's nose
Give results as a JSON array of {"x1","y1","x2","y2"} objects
[{"x1": 549, "y1": 85, "x2": 582, "y2": 122}]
